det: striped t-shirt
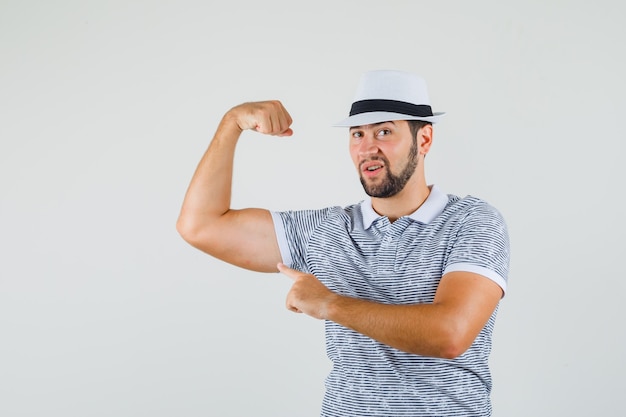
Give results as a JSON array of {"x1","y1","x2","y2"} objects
[{"x1": 271, "y1": 185, "x2": 510, "y2": 417}]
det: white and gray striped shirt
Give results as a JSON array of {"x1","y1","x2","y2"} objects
[{"x1": 272, "y1": 185, "x2": 510, "y2": 417}]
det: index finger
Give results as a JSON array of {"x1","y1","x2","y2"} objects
[{"x1": 277, "y1": 262, "x2": 298, "y2": 279}]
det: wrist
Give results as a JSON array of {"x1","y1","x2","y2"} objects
[
  {"x1": 220, "y1": 111, "x2": 244, "y2": 134},
  {"x1": 324, "y1": 292, "x2": 347, "y2": 322}
]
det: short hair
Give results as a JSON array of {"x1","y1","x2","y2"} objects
[{"x1": 407, "y1": 120, "x2": 432, "y2": 139}]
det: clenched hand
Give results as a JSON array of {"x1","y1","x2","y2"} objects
[{"x1": 226, "y1": 100, "x2": 293, "y2": 137}]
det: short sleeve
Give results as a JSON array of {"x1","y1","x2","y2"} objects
[
  {"x1": 443, "y1": 201, "x2": 510, "y2": 295},
  {"x1": 271, "y1": 207, "x2": 337, "y2": 273}
]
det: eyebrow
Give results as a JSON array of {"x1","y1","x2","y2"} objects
[{"x1": 350, "y1": 121, "x2": 396, "y2": 130}]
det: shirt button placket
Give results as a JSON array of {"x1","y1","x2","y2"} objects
[{"x1": 377, "y1": 233, "x2": 396, "y2": 275}]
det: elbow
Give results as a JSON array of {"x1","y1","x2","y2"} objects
[
  {"x1": 176, "y1": 215, "x2": 192, "y2": 241},
  {"x1": 437, "y1": 340, "x2": 469, "y2": 360},
  {"x1": 176, "y1": 215, "x2": 204, "y2": 247},
  {"x1": 176, "y1": 215, "x2": 225, "y2": 258},
  {"x1": 430, "y1": 324, "x2": 475, "y2": 360}
]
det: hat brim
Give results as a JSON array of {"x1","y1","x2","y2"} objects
[{"x1": 333, "y1": 111, "x2": 446, "y2": 127}]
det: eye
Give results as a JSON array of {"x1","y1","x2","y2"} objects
[
  {"x1": 351, "y1": 131, "x2": 363, "y2": 139},
  {"x1": 376, "y1": 128, "x2": 392, "y2": 138}
]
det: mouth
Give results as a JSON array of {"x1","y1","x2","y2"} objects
[{"x1": 360, "y1": 160, "x2": 385, "y2": 176}]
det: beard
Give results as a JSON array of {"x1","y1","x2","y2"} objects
[{"x1": 359, "y1": 137, "x2": 419, "y2": 198}]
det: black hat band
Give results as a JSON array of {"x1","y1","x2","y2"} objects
[{"x1": 349, "y1": 99, "x2": 433, "y2": 117}]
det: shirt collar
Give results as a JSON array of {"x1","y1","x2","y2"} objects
[{"x1": 360, "y1": 185, "x2": 449, "y2": 229}]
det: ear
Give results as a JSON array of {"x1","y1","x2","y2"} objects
[{"x1": 419, "y1": 124, "x2": 434, "y2": 155}]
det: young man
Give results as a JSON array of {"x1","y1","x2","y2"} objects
[{"x1": 177, "y1": 70, "x2": 510, "y2": 416}]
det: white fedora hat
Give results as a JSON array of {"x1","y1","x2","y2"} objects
[{"x1": 334, "y1": 70, "x2": 446, "y2": 127}]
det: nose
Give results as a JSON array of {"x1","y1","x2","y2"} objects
[{"x1": 357, "y1": 134, "x2": 379, "y2": 157}]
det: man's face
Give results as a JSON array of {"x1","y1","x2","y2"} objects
[{"x1": 349, "y1": 120, "x2": 419, "y2": 198}]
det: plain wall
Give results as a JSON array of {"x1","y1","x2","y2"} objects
[{"x1": 1, "y1": 1, "x2": 624, "y2": 416}]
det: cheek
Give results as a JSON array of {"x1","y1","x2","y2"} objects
[{"x1": 348, "y1": 145, "x2": 360, "y2": 165}]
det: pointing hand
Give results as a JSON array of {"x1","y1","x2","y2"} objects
[{"x1": 277, "y1": 263, "x2": 337, "y2": 320}]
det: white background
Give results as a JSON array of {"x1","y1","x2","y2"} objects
[{"x1": 1, "y1": 1, "x2": 624, "y2": 416}]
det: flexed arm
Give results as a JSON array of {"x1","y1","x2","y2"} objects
[{"x1": 176, "y1": 101, "x2": 293, "y2": 272}]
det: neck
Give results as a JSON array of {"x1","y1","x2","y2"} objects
[{"x1": 370, "y1": 178, "x2": 431, "y2": 222}]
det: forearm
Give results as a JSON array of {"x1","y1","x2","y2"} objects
[
  {"x1": 177, "y1": 115, "x2": 242, "y2": 236},
  {"x1": 326, "y1": 295, "x2": 465, "y2": 358},
  {"x1": 280, "y1": 265, "x2": 501, "y2": 359}
]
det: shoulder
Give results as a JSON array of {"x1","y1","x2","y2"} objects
[
  {"x1": 441, "y1": 194, "x2": 511, "y2": 286},
  {"x1": 436, "y1": 194, "x2": 509, "y2": 248},
  {"x1": 274, "y1": 202, "x2": 363, "y2": 230},
  {"x1": 444, "y1": 194, "x2": 507, "y2": 225}
]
